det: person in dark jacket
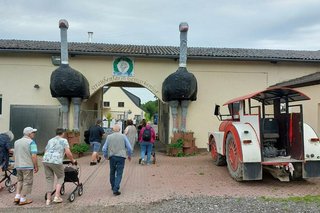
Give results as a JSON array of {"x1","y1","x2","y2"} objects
[
  {"x1": 89, "y1": 119, "x2": 105, "y2": 166},
  {"x1": 0, "y1": 131, "x2": 14, "y2": 190}
]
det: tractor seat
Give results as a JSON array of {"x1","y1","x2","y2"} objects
[{"x1": 261, "y1": 118, "x2": 279, "y2": 139}]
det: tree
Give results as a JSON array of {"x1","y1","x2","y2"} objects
[{"x1": 141, "y1": 100, "x2": 158, "y2": 122}]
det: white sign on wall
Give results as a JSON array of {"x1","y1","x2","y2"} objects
[{"x1": 113, "y1": 57, "x2": 134, "y2": 76}]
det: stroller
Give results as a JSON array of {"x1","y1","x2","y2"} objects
[
  {"x1": 45, "y1": 160, "x2": 83, "y2": 202},
  {"x1": 0, "y1": 153, "x2": 17, "y2": 193}
]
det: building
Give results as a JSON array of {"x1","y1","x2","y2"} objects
[
  {"x1": 1, "y1": 39, "x2": 320, "y2": 152},
  {"x1": 102, "y1": 86, "x2": 145, "y2": 126}
]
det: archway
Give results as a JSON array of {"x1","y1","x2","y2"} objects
[{"x1": 80, "y1": 80, "x2": 169, "y2": 147}]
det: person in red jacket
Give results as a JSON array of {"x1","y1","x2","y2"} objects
[{"x1": 138, "y1": 122, "x2": 156, "y2": 165}]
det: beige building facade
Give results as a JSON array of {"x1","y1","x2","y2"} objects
[
  {"x1": 1, "y1": 40, "x2": 320, "y2": 150},
  {"x1": 102, "y1": 87, "x2": 145, "y2": 123}
]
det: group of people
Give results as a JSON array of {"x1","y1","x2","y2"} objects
[
  {"x1": 0, "y1": 118, "x2": 156, "y2": 206},
  {"x1": 0, "y1": 127, "x2": 76, "y2": 206}
]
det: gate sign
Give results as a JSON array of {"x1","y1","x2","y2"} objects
[{"x1": 113, "y1": 57, "x2": 134, "y2": 76}]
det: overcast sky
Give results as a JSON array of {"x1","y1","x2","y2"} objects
[{"x1": 2, "y1": 0, "x2": 320, "y2": 102}]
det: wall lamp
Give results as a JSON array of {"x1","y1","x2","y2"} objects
[{"x1": 34, "y1": 84, "x2": 40, "y2": 89}]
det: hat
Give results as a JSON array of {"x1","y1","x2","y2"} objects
[
  {"x1": 23, "y1": 127, "x2": 37, "y2": 135},
  {"x1": 4, "y1": 131, "x2": 14, "y2": 141}
]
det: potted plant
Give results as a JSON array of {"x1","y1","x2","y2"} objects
[
  {"x1": 167, "y1": 138, "x2": 184, "y2": 157},
  {"x1": 65, "y1": 129, "x2": 81, "y2": 147},
  {"x1": 71, "y1": 143, "x2": 90, "y2": 158}
]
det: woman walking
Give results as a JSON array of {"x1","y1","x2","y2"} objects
[
  {"x1": 42, "y1": 128, "x2": 76, "y2": 205},
  {"x1": 124, "y1": 119, "x2": 137, "y2": 152}
]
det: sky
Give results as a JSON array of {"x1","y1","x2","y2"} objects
[{"x1": 2, "y1": 0, "x2": 320, "y2": 103}]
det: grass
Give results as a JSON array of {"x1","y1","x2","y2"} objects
[{"x1": 261, "y1": 195, "x2": 320, "y2": 204}]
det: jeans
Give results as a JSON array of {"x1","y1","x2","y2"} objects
[
  {"x1": 109, "y1": 156, "x2": 125, "y2": 193},
  {"x1": 140, "y1": 142, "x2": 153, "y2": 164},
  {"x1": 90, "y1": 142, "x2": 101, "y2": 152}
]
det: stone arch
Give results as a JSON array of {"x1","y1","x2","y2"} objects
[{"x1": 89, "y1": 76, "x2": 163, "y2": 102}]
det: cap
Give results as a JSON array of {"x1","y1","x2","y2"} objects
[{"x1": 23, "y1": 127, "x2": 37, "y2": 135}]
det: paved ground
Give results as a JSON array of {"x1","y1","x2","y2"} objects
[{"x1": 1, "y1": 144, "x2": 320, "y2": 210}]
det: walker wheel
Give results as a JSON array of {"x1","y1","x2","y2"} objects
[
  {"x1": 60, "y1": 185, "x2": 65, "y2": 195},
  {"x1": 8, "y1": 185, "x2": 15, "y2": 193},
  {"x1": 5, "y1": 179, "x2": 11, "y2": 187},
  {"x1": 78, "y1": 184, "x2": 83, "y2": 196},
  {"x1": 69, "y1": 192, "x2": 75, "y2": 202}
]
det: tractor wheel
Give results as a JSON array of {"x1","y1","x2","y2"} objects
[
  {"x1": 226, "y1": 133, "x2": 243, "y2": 181},
  {"x1": 210, "y1": 137, "x2": 226, "y2": 166}
]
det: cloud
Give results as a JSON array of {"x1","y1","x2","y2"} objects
[{"x1": 1, "y1": 0, "x2": 320, "y2": 50}]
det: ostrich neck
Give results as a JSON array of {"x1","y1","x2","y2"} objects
[
  {"x1": 179, "y1": 31, "x2": 187, "y2": 68},
  {"x1": 60, "y1": 28, "x2": 68, "y2": 65}
]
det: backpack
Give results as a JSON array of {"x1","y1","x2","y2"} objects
[
  {"x1": 142, "y1": 128, "x2": 152, "y2": 141},
  {"x1": 84, "y1": 129, "x2": 90, "y2": 144}
]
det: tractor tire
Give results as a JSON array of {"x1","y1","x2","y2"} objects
[
  {"x1": 226, "y1": 133, "x2": 243, "y2": 181},
  {"x1": 210, "y1": 137, "x2": 226, "y2": 166}
]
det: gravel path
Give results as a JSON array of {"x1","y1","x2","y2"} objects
[{"x1": 4, "y1": 196, "x2": 320, "y2": 213}]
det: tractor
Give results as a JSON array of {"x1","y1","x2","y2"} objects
[{"x1": 209, "y1": 87, "x2": 320, "y2": 181}]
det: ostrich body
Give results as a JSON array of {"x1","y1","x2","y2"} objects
[{"x1": 162, "y1": 22, "x2": 198, "y2": 132}]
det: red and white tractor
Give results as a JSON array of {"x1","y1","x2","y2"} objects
[{"x1": 209, "y1": 87, "x2": 320, "y2": 181}]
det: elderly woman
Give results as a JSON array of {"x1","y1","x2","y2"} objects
[
  {"x1": 42, "y1": 128, "x2": 76, "y2": 205},
  {"x1": 124, "y1": 119, "x2": 137, "y2": 152},
  {"x1": 0, "y1": 131, "x2": 14, "y2": 190}
]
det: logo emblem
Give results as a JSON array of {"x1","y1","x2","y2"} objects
[{"x1": 113, "y1": 57, "x2": 134, "y2": 76}]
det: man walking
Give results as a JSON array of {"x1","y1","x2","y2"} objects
[
  {"x1": 102, "y1": 124, "x2": 132, "y2": 196},
  {"x1": 14, "y1": 127, "x2": 38, "y2": 205},
  {"x1": 89, "y1": 119, "x2": 105, "y2": 166}
]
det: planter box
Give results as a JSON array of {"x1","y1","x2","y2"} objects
[
  {"x1": 168, "y1": 147, "x2": 183, "y2": 157},
  {"x1": 183, "y1": 139, "x2": 194, "y2": 148},
  {"x1": 183, "y1": 147, "x2": 196, "y2": 155},
  {"x1": 183, "y1": 132, "x2": 194, "y2": 141},
  {"x1": 68, "y1": 135, "x2": 80, "y2": 147}
]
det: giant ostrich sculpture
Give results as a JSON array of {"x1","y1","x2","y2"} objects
[
  {"x1": 50, "y1": 19, "x2": 90, "y2": 130},
  {"x1": 162, "y1": 22, "x2": 198, "y2": 132}
]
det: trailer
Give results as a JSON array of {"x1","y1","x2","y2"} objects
[{"x1": 209, "y1": 87, "x2": 320, "y2": 181}]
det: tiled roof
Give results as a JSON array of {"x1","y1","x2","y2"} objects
[
  {"x1": 1, "y1": 39, "x2": 320, "y2": 62},
  {"x1": 121, "y1": 87, "x2": 141, "y2": 108},
  {"x1": 271, "y1": 72, "x2": 320, "y2": 88}
]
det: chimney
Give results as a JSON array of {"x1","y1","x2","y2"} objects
[
  {"x1": 59, "y1": 19, "x2": 69, "y2": 65},
  {"x1": 88, "y1": 32, "x2": 93, "y2": 43},
  {"x1": 179, "y1": 22, "x2": 188, "y2": 68}
]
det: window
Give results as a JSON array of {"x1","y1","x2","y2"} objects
[
  {"x1": 103, "y1": 101, "x2": 110, "y2": 107},
  {"x1": 118, "y1": 102, "x2": 124, "y2": 107},
  {"x1": 0, "y1": 95, "x2": 2, "y2": 115}
]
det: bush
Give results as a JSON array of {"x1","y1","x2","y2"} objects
[
  {"x1": 168, "y1": 138, "x2": 184, "y2": 148},
  {"x1": 71, "y1": 143, "x2": 89, "y2": 154}
]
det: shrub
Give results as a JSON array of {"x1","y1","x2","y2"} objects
[{"x1": 71, "y1": 143, "x2": 89, "y2": 154}]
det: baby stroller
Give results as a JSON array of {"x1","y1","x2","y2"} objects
[
  {"x1": 45, "y1": 160, "x2": 83, "y2": 202},
  {"x1": 0, "y1": 154, "x2": 17, "y2": 193}
]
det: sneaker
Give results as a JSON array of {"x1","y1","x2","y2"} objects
[
  {"x1": 113, "y1": 191, "x2": 121, "y2": 196},
  {"x1": 141, "y1": 159, "x2": 145, "y2": 165},
  {"x1": 53, "y1": 197, "x2": 63, "y2": 203},
  {"x1": 90, "y1": 162, "x2": 97, "y2": 166},
  {"x1": 46, "y1": 199, "x2": 51, "y2": 206},
  {"x1": 97, "y1": 157, "x2": 102, "y2": 163},
  {"x1": 138, "y1": 158, "x2": 142, "y2": 164},
  {"x1": 19, "y1": 199, "x2": 33, "y2": 206},
  {"x1": 14, "y1": 198, "x2": 20, "y2": 205}
]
